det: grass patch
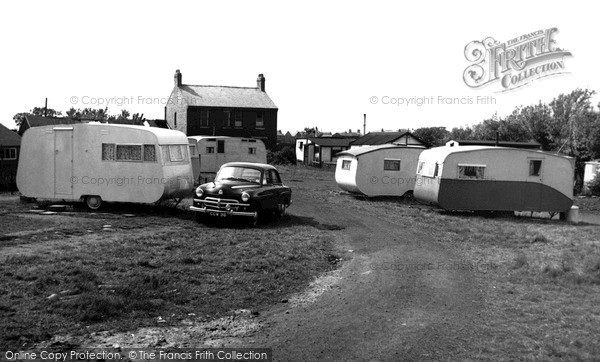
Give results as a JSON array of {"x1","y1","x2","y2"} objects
[{"x1": 0, "y1": 196, "x2": 340, "y2": 349}]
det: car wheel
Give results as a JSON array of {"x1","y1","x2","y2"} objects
[
  {"x1": 251, "y1": 209, "x2": 262, "y2": 227},
  {"x1": 276, "y1": 197, "x2": 287, "y2": 219},
  {"x1": 85, "y1": 195, "x2": 102, "y2": 210}
]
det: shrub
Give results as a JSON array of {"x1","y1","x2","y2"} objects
[
  {"x1": 587, "y1": 171, "x2": 600, "y2": 196},
  {"x1": 268, "y1": 146, "x2": 296, "y2": 165}
]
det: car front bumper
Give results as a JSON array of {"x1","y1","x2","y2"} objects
[{"x1": 190, "y1": 197, "x2": 256, "y2": 217}]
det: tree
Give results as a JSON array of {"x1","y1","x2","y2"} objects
[
  {"x1": 412, "y1": 127, "x2": 450, "y2": 147},
  {"x1": 12, "y1": 106, "x2": 62, "y2": 127}
]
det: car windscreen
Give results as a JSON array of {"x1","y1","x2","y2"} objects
[{"x1": 215, "y1": 166, "x2": 262, "y2": 184}]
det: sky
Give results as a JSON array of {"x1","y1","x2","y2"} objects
[{"x1": 1, "y1": 0, "x2": 598, "y2": 134}]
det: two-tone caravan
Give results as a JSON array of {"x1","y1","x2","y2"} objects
[
  {"x1": 188, "y1": 136, "x2": 266, "y2": 182},
  {"x1": 335, "y1": 145, "x2": 426, "y2": 197},
  {"x1": 413, "y1": 146, "x2": 574, "y2": 213},
  {"x1": 17, "y1": 123, "x2": 194, "y2": 209}
]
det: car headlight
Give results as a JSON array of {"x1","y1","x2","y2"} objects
[
  {"x1": 195, "y1": 187, "x2": 204, "y2": 197},
  {"x1": 241, "y1": 192, "x2": 250, "y2": 202}
]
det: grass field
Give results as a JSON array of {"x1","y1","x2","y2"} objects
[{"x1": 0, "y1": 194, "x2": 342, "y2": 350}]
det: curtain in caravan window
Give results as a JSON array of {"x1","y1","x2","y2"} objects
[
  {"x1": 143, "y1": 145, "x2": 156, "y2": 162},
  {"x1": 116, "y1": 145, "x2": 142, "y2": 161},
  {"x1": 458, "y1": 165, "x2": 486, "y2": 179},
  {"x1": 169, "y1": 145, "x2": 184, "y2": 162},
  {"x1": 102, "y1": 143, "x2": 116, "y2": 161}
]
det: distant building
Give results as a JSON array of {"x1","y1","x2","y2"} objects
[
  {"x1": 350, "y1": 131, "x2": 426, "y2": 149},
  {"x1": 276, "y1": 130, "x2": 295, "y2": 149},
  {"x1": 165, "y1": 70, "x2": 278, "y2": 150},
  {"x1": 583, "y1": 160, "x2": 600, "y2": 192},
  {"x1": 296, "y1": 137, "x2": 355, "y2": 166},
  {"x1": 0, "y1": 123, "x2": 22, "y2": 190}
]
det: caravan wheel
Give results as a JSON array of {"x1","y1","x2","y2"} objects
[{"x1": 85, "y1": 195, "x2": 102, "y2": 210}]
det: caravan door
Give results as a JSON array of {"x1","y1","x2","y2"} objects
[
  {"x1": 54, "y1": 127, "x2": 74, "y2": 197},
  {"x1": 523, "y1": 158, "x2": 544, "y2": 210}
]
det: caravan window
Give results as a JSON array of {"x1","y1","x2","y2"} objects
[
  {"x1": 458, "y1": 164, "x2": 486, "y2": 179},
  {"x1": 217, "y1": 140, "x2": 225, "y2": 153},
  {"x1": 417, "y1": 161, "x2": 424, "y2": 174},
  {"x1": 384, "y1": 159, "x2": 401, "y2": 171},
  {"x1": 249, "y1": 147, "x2": 257, "y2": 155},
  {"x1": 341, "y1": 160, "x2": 351, "y2": 170},
  {"x1": 206, "y1": 146, "x2": 215, "y2": 154},
  {"x1": 102, "y1": 144, "x2": 116, "y2": 161},
  {"x1": 116, "y1": 145, "x2": 142, "y2": 161},
  {"x1": 418, "y1": 161, "x2": 437, "y2": 177},
  {"x1": 529, "y1": 160, "x2": 542, "y2": 176},
  {"x1": 161, "y1": 145, "x2": 189, "y2": 163},
  {"x1": 189, "y1": 145, "x2": 196, "y2": 156},
  {"x1": 143, "y1": 145, "x2": 156, "y2": 162}
]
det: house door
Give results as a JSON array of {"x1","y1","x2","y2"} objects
[{"x1": 54, "y1": 128, "x2": 74, "y2": 196}]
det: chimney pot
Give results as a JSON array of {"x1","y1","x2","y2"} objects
[
  {"x1": 257, "y1": 74, "x2": 265, "y2": 92},
  {"x1": 174, "y1": 69, "x2": 182, "y2": 87}
]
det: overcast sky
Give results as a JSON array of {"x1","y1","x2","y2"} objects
[{"x1": 1, "y1": 0, "x2": 598, "y2": 134}]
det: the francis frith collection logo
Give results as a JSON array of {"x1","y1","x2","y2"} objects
[{"x1": 463, "y1": 28, "x2": 572, "y2": 91}]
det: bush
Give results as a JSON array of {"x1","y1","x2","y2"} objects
[
  {"x1": 268, "y1": 146, "x2": 296, "y2": 165},
  {"x1": 587, "y1": 171, "x2": 600, "y2": 196}
]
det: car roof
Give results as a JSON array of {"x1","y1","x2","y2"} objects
[{"x1": 220, "y1": 162, "x2": 277, "y2": 171}]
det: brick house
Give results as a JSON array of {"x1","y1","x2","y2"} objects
[
  {"x1": 165, "y1": 70, "x2": 278, "y2": 150},
  {"x1": 0, "y1": 123, "x2": 22, "y2": 190}
]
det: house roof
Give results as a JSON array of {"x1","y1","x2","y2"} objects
[
  {"x1": 308, "y1": 137, "x2": 354, "y2": 147},
  {"x1": 447, "y1": 139, "x2": 542, "y2": 149},
  {"x1": 338, "y1": 144, "x2": 424, "y2": 157},
  {"x1": 179, "y1": 85, "x2": 278, "y2": 109},
  {"x1": 0, "y1": 123, "x2": 21, "y2": 146},
  {"x1": 24, "y1": 116, "x2": 80, "y2": 128},
  {"x1": 351, "y1": 131, "x2": 423, "y2": 146}
]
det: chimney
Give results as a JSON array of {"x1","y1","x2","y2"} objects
[
  {"x1": 174, "y1": 69, "x2": 182, "y2": 87},
  {"x1": 257, "y1": 74, "x2": 265, "y2": 92}
]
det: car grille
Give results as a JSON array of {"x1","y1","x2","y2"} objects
[{"x1": 202, "y1": 197, "x2": 247, "y2": 211}]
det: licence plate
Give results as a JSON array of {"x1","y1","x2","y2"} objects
[{"x1": 209, "y1": 212, "x2": 227, "y2": 217}]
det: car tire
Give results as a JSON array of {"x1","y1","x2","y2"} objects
[
  {"x1": 85, "y1": 195, "x2": 102, "y2": 210},
  {"x1": 251, "y1": 209, "x2": 262, "y2": 227},
  {"x1": 276, "y1": 197, "x2": 287, "y2": 219}
]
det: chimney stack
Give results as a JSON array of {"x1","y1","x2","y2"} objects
[
  {"x1": 174, "y1": 69, "x2": 182, "y2": 87},
  {"x1": 257, "y1": 74, "x2": 265, "y2": 92}
]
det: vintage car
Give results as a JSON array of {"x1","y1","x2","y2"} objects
[{"x1": 190, "y1": 162, "x2": 292, "y2": 225}]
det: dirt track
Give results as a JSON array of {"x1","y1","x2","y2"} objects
[{"x1": 234, "y1": 196, "x2": 486, "y2": 360}]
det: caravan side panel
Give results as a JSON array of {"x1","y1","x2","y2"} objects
[
  {"x1": 354, "y1": 148, "x2": 423, "y2": 196},
  {"x1": 17, "y1": 127, "x2": 57, "y2": 199}
]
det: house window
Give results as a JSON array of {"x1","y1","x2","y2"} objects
[
  {"x1": 143, "y1": 144, "x2": 156, "y2": 162},
  {"x1": 458, "y1": 164, "x2": 486, "y2": 179},
  {"x1": 249, "y1": 147, "x2": 256, "y2": 155},
  {"x1": 384, "y1": 159, "x2": 401, "y2": 171},
  {"x1": 206, "y1": 146, "x2": 215, "y2": 154},
  {"x1": 234, "y1": 111, "x2": 242, "y2": 128},
  {"x1": 256, "y1": 112, "x2": 264, "y2": 128},
  {"x1": 116, "y1": 145, "x2": 142, "y2": 161},
  {"x1": 224, "y1": 111, "x2": 232, "y2": 127},
  {"x1": 200, "y1": 110, "x2": 209, "y2": 127},
  {"x1": 217, "y1": 140, "x2": 225, "y2": 154},
  {"x1": 1, "y1": 147, "x2": 17, "y2": 160},
  {"x1": 174, "y1": 112, "x2": 177, "y2": 128},
  {"x1": 299, "y1": 142, "x2": 304, "y2": 150},
  {"x1": 341, "y1": 160, "x2": 351, "y2": 170},
  {"x1": 529, "y1": 160, "x2": 542, "y2": 176}
]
